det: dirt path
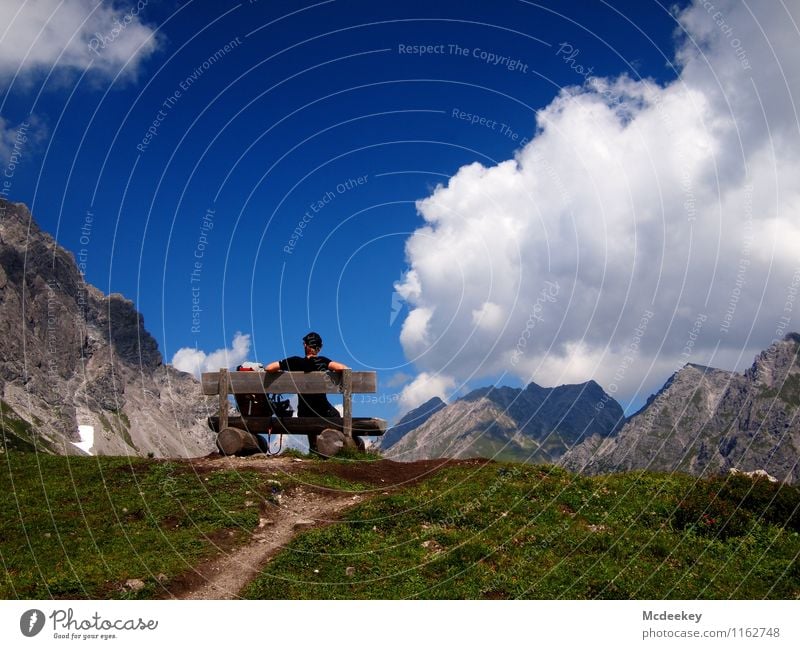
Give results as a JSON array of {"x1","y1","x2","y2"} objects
[
  {"x1": 179, "y1": 487, "x2": 360, "y2": 599},
  {"x1": 168, "y1": 455, "x2": 489, "y2": 599}
]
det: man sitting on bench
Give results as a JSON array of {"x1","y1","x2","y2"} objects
[{"x1": 265, "y1": 331, "x2": 349, "y2": 418}]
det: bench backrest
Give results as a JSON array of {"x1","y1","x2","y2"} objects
[{"x1": 201, "y1": 370, "x2": 377, "y2": 395}]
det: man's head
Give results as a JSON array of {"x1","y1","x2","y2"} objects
[{"x1": 302, "y1": 331, "x2": 323, "y2": 354}]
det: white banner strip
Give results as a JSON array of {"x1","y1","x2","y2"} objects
[{"x1": 1, "y1": 600, "x2": 798, "y2": 648}]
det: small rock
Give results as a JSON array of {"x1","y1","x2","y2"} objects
[
  {"x1": 313, "y1": 569, "x2": 319, "y2": 574},
  {"x1": 345, "y1": 566, "x2": 356, "y2": 577},
  {"x1": 294, "y1": 519, "x2": 315, "y2": 530},
  {"x1": 729, "y1": 468, "x2": 779, "y2": 483},
  {"x1": 316, "y1": 428, "x2": 346, "y2": 457},
  {"x1": 44, "y1": 533, "x2": 51, "y2": 538},
  {"x1": 292, "y1": 458, "x2": 304, "y2": 463},
  {"x1": 125, "y1": 579, "x2": 145, "y2": 592},
  {"x1": 156, "y1": 573, "x2": 168, "y2": 583},
  {"x1": 258, "y1": 518, "x2": 274, "y2": 528},
  {"x1": 245, "y1": 500, "x2": 255, "y2": 507}
]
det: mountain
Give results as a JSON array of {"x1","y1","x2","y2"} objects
[
  {"x1": 561, "y1": 334, "x2": 800, "y2": 483},
  {"x1": 0, "y1": 199, "x2": 214, "y2": 457},
  {"x1": 380, "y1": 396, "x2": 445, "y2": 449},
  {"x1": 384, "y1": 380, "x2": 624, "y2": 463}
]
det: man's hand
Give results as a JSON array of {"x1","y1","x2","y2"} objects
[{"x1": 328, "y1": 361, "x2": 349, "y2": 371}]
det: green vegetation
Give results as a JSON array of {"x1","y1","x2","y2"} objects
[
  {"x1": 761, "y1": 373, "x2": 800, "y2": 408},
  {"x1": 98, "y1": 411, "x2": 138, "y2": 451},
  {"x1": 244, "y1": 465, "x2": 800, "y2": 599},
  {"x1": 2, "y1": 451, "x2": 798, "y2": 600},
  {"x1": 0, "y1": 452, "x2": 265, "y2": 598},
  {"x1": 0, "y1": 400, "x2": 53, "y2": 453},
  {"x1": 114, "y1": 410, "x2": 131, "y2": 430}
]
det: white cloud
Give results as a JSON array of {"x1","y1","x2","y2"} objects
[
  {"x1": 396, "y1": 0, "x2": 800, "y2": 406},
  {"x1": 0, "y1": 115, "x2": 47, "y2": 166},
  {"x1": 171, "y1": 332, "x2": 251, "y2": 379},
  {"x1": 0, "y1": 0, "x2": 160, "y2": 80},
  {"x1": 386, "y1": 371, "x2": 413, "y2": 388},
  {"x1": 399, "y1": 372, "x2": 455, "y2": 411}
]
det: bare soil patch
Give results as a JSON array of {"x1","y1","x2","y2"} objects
[{"x1": 164, "y1": 455, "x2": 489, "y2": 599}]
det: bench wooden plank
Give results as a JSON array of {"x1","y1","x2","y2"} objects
[
  {"x1": 218, "y1": 368, "x2": 229, "y2": 430},
  {"x1": 201, "y1": 371, "x2": 377, "y2": 395},
  {"x1": 207, "y1": 416, "x2": 387, "y2": 436}
]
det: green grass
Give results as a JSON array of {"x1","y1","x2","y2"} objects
[
  {"x1": 243, "y1": 465, "x2": 800, "y2": 599},
  {"x1": 289, "y1": 470, "x2": 374, "y2": 493},
  {"x1": 3, "y1": 452, "x2": 799, "y2": 600},
  {"x1": 0, "y1": 452, "x2": 267, "y2": 599}
]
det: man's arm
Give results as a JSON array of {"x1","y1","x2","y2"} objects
[
  {"x1": 265, "y1": 361, "x2": 281, "y2": 372},
  {"x1": 327, "y1": 360, "x2": 349, "y2": 371}
]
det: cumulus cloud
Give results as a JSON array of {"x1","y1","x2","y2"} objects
[
  {"x1": 399, "y1": 372, "x2": 456, "y2": 410},
  {"x1": 396, "y1": 0, "x2": 800, "y2": 406},
  {"x1": 171, "y1": 332, "x2": 251, "y2": 379},
  {"x1": 0, "y1": 0, "x2": 159, "y2": 80}
]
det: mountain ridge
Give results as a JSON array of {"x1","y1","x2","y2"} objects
[
  {"x1": 0, "y1": 198, "x2": 214, "y2": 457},
  {"x1": 561, "y1": 334, "x2": 800, "y2": 483},
  {"x1": 385, "y1": 379, "x2": 624, "y2": 463}
]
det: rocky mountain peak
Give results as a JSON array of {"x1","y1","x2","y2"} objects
[
  {"x1": 384, "y1": 377, "x2": 624, "y2": 463},
  {"x1": 562, "y1": 334, "x2": 800, "y2": 483},
  {"x1": 745, "y1": 333, "x2": 800, "y2": 388},
  {"x1": 0, "y1": 198, "x2": 213, "y2": 457}
]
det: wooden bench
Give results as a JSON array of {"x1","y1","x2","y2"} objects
[{"x1": 202, "y1": 368, "x2": 387, "y2": 455}]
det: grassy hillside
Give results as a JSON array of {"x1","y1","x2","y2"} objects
[
  {"x1": 244, "y1": 464, "x2": 800, "y2": 599},
  {"x1": 0, "y1": 452, "x2": 265, "y2": 598},
  {"x1": 1, "y1": 451, "x2": 798, "y2": 599}
]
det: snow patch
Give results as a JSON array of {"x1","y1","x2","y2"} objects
[{"x1": 73, "y1": 425, "x2": 94, "y2": 455}]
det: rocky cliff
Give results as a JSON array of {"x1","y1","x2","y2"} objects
[
  {"x1": 0, "y1": 199, "x2": 214, "y2": 457},
  {"x1": 561, "y1": 335, "x2": 800, "y2": 483},
  {"x1": 380, "y1": 396, "x2": 446, "y2": 450},
  {"x1": 385, "y1": 380, "x2": 624, "y2": 463}
]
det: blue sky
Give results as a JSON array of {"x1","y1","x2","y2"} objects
[{"x1": 2, "y1": 0, "x2": 799, "y2": 423}]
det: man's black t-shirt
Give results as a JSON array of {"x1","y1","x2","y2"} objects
[{"x1": 278, "y1": 355, "x2": 338, "y2": 417}]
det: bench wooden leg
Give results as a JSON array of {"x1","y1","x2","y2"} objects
[
  {"x1": 342, "y1": 369, "x2": 352, "y2": 439},
  {"x1": 218, "y1": 368, "x2": 229, "y2": 431},
  {"x1": 307, "y1": 433, "x2": 318, "y2": 453}
]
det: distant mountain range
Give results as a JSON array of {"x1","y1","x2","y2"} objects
[
  {"x1": 0, "y1": 199, "x2": 214, "y2": 457},
  {"x1": 379, "y1": 396, "x2": 446, "y2": 449},
  {"x1": 561, "y1": 334, "x2": 800, "y2": 483},
  {"x1": 384, "y1": 380, "x2": 624, "y2": 463},
  {"x1": 5, "y1": 198, "x2": 799, "y2": 480},
  {"x1": 384, "y1": 335, "x2": 800, "y2": 483}
]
